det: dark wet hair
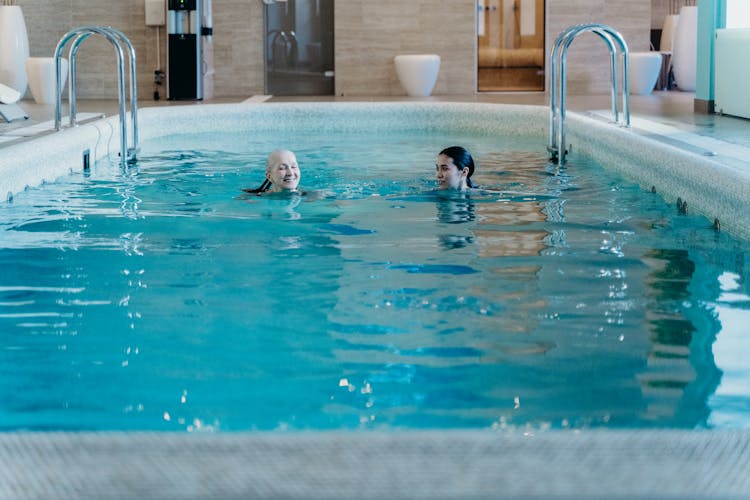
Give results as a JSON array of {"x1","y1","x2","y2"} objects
[
  {"x1": 242, "y1": 178, "x2": 272, "y2": 195},
  {"x1": 439, "y1": 146, "x2": 476, "y2": 188}
]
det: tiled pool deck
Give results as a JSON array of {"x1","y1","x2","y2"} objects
[
  {"x1": 3, "y1": 90, "x2": 750, "y2": 169},
  {"x1": 2, "y1": 430, "x2": 750, "y2": 498},
  {"x1": 1, "y1": 92, "x2": 750, "y2": 498}
]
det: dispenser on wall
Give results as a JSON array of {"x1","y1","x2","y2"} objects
[{"x1": 167, "y1": 0, "x2": 202, "y2": 100}]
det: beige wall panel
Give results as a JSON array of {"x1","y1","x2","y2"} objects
[
  {"x1": 334, "y1": 0, "x2": 476, "y2": 96},
  {"x1": 19, "y1": 0, "x2": 73, "y2": 60},
  {"x1": 16, "y1": 0, "x2": 264, "y2": 100},
  {"x1": 548, "y1": 0, "x2": 651, "y2": 94},
  {"x1": 652, "y1": 0, "x2": 669, "y2": 29},
  {"x1": 212, "y1": 0, "x2": 264, "y2": 97},
  {"x1": 16, "y1": 0, "x2": 653, "y2": 99}
]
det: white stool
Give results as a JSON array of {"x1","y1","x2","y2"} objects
[
  {"x1": 24, "y1": 57, "x2": 67, "y2": 104},
  {"x1": 394, "y1": 54, "x2": 440, "y2": 97},
  {"x1": 629, "y1": 52, "x2": 662, "y2": 95}
]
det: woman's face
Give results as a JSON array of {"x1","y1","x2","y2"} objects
[
  {"x1": 267, "y1": 151, "x2": 300, "y2": 191},
  {"x1": 435, "y1": 154, "x2": 467, "y2": 190}
]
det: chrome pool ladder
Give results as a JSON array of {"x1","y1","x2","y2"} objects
[
  {"x1": 54, "y1": 26, "x2": 139, "y2": 166},
  {"x1": 549, "y1": 24, "x2": 630, "y2": 165}
]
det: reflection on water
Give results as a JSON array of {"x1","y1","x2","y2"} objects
[
  {"x1": 0, "y1": 135, "x2": 748, "y2": 430},
  {"x1": 474, "y1": 198, "x2": 549, "y2": 258},
  {"x1": 640, "y1": 249, "x2": 721, "y2": 425},
  {"x1": 435, "y1": 195, "x2": 475, "y2": 249},
  {"x1": 435, "y1": 195, "x2": 476, "y2": 224},
  {"x1": 709, "y1": 271, "x2": 750, "y2": 427}
]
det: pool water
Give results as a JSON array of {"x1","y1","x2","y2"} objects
[{"x1": 1, "y1": 130, "x2": 750, "y2": 431}]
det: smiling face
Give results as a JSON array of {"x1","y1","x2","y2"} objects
[
  {"x1": 266, "y1": 150, "x2": 300, "y2": 192},
  {"x1": 435, "y1": 153, "x2": 468, "y2": 190}
]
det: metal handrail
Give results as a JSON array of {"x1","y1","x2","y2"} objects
[
  {"x1": 70, "y1": 27, "x2": 138, "y2": 150},
  {"x1": 548, "y1": 24, "x2": 630, "y2": 165},
  {"x1": 53, "y1": 26, "x2": 139, "y2": 166}
]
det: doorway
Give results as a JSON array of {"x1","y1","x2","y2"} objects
[
  {"x1": 477, "y1": 0, "x2": 545, "y2": 92},
  {"x1": 263, "y1": 0, "x2": 334, "y2": 95}
]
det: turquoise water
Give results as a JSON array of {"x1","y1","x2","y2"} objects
[{"x1": 1, "y1": 130, "x2": 749, "y2": 431}]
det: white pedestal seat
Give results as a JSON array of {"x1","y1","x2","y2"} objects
[
  {"x1": 629, "y1": 52, "x2": 662, "y2": 95},
  {"x1": 25, "y1": 57, "x2": 67, "y2": 104},
  {"x1": 394, "y1": 54, "x2": 440, "y2": 97}
]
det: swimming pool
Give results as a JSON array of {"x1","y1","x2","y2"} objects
[{"x1": 1, "y1": 102, "x2": 750, "y2": 431}]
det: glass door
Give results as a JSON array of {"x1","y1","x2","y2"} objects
[
  {"x1": 263, "y1": 0, "x2": 334, "y2": 95},
  {"x1": 477, "y1": 0, "x2": 545, "y2": 92}
]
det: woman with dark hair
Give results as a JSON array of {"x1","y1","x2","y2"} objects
[{"x1": 435, "y1": 146, "x2": 476, "y2": 191}]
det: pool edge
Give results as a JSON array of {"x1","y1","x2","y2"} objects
[{"x1": 1, "y1": 429, "x2": 748, "y2": 498}]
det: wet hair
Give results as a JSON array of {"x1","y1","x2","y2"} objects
[
  {"x1": 242, "y1": 178, "x2": 271, "y2": 194},
  {"x1": 439, "y1": 146, "x2": 476, "y2": 188}
]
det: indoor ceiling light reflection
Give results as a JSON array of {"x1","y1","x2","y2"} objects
[{"x1": 338, "y1": 377, "x2": 355, "y2": 392}]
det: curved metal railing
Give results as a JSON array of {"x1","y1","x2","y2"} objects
[
  {"x1": 54, "y1": 26, "x2": 138, "y2": 166},
  {"x1": 548, "y1": 24, "x2": 630, "y2": 165}
]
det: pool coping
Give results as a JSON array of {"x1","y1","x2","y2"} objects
[
  {"x1": 2, "y1": 429, "x2": 749, "y2": 498},
  {"x1": 567, "y1": 110, "x2": 750, "y2": 239}
]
